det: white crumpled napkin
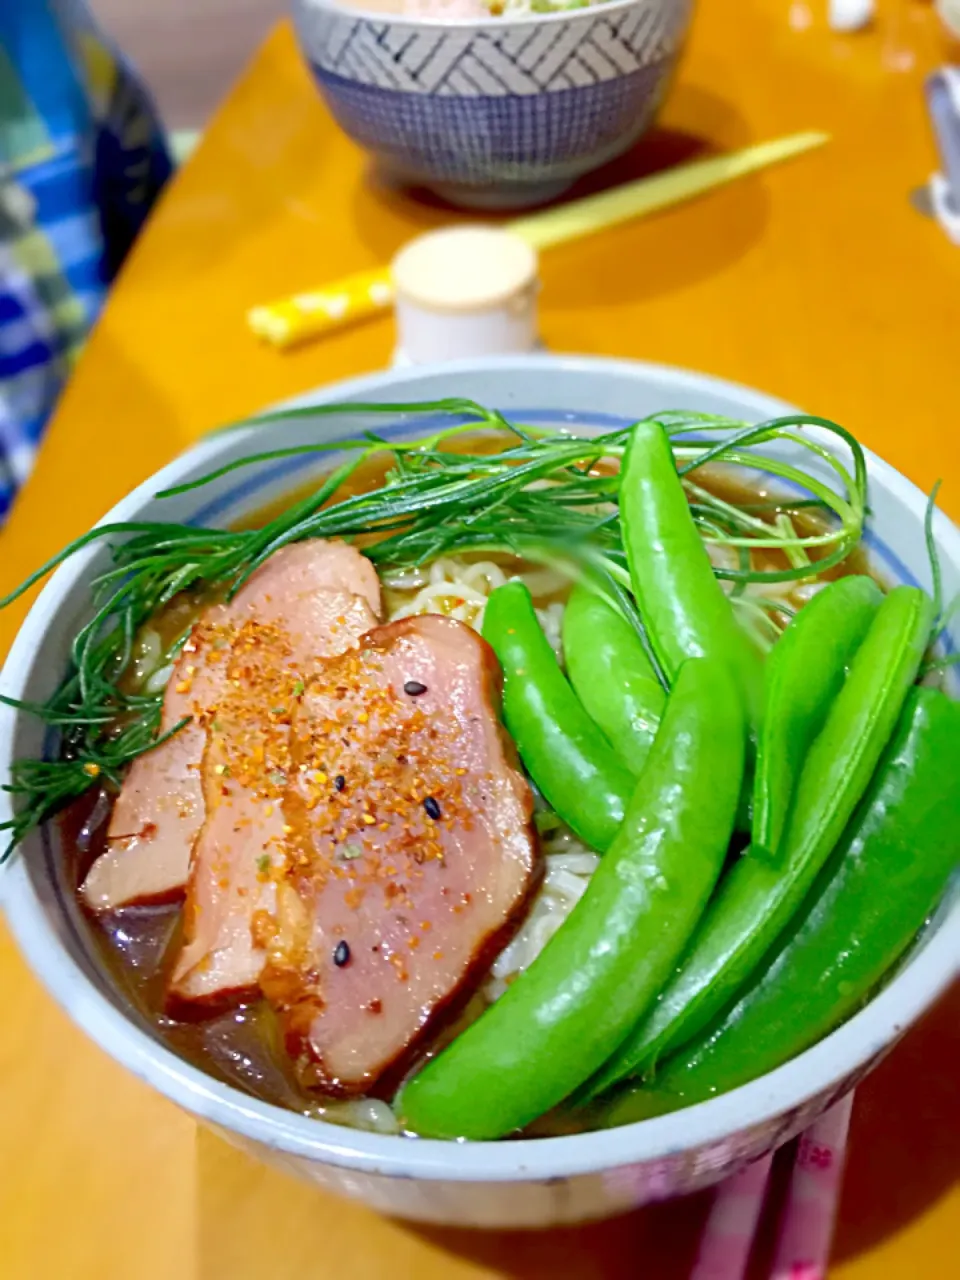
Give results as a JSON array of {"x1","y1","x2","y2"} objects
[{"x1": 926, "y1": 67, "x2": 960, "y2": 244}]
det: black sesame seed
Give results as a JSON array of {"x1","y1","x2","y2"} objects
[
  {"x1": 423, "y1": 795, "x2": 442, "y2": 821},
  {"x1": 404, "y1": 680, "x2": 428, "y2": 697},
  {"x1": 334, "y1": 774, "x2": 346, "y2": 792},
  {"x1": 333, "y1": 940, "x2": 351, "y2": 967}
]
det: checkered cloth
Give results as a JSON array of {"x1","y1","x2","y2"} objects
[{"x1": 0, "y1": 1, "x2": 171, "y2": 521}]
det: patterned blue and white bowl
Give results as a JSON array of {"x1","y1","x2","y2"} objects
[{"x1": 292, "y1": 0, "x2": 696, "y2": 207}]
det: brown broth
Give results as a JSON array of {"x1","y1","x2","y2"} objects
[
  {"x1": 67, "y1": 429, "x2": 874, "y2": 1134},
  {"x1": 233, "y1": 430, "x2": 515, "y2": 532}
]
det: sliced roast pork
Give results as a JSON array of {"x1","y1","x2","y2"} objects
[
  {"x1": 255, "y1": 614, "x2": 539, "y2": 1095},
  {"x1": 168, "y1": 586, "x2": 379, "y2": 1004},
  {"x1": 82, "y1": 541, "x2": 380, "y2": 911},
  {"x1": 80, "y1": 624, "x2": 219, "y2": 910}
]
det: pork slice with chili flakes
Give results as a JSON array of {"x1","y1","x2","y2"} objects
[
  {"x1": 259, "y1": 613, "x2": 539, "y2": 1096},
  {"x1": 82, "y1": 541, "x2": 381, "y2": 912},
  {"x1": 168, "y1": 581, "x2": 381, "y2": 1006}
]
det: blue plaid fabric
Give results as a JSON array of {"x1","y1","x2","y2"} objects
[{"x1": 0, "y1": 0, "x2": 171, "y2": 521}]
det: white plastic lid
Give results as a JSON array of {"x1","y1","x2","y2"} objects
[
  {"x1": 938, "y1": 0, "x2": 960, "y2": 38},
  {"x1": 828, "y1": 0, "x2": 874, "y2": 31},
  {"x1": 391, "y1": 226, "x2": 538, "y2": 315}
]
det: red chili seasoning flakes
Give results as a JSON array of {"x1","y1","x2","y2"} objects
[
  {"x1": 206, "y1": 618, "x2": 304, "y2": 809},
  {"x1": 286, "y1": 642, "x2": 476, "y2": 901},
  {"x1": 247, "y1": 626, "x2": 499, "y2": 1032}
]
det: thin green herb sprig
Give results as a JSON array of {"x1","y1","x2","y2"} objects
[
  {"x1": 917, "y1": 481, "x2": 960, "y2": 680},
  {"x1": 0, "y1": 398, "x2": 869, "y2": 856}
]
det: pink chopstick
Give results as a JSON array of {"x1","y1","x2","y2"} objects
[
  {"x1": 769, "y1": 1092, "x2": 854, "y2": 1280},
  {"x1": 689, "y1": 1150, "x2": 775, "y2": 1280},
  {"x1": 687, "y1": 1091, "x2": 854, "y2": 1280}
]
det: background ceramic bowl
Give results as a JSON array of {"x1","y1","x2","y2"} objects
[
  {"x1": 1, "y1": 356, "x2": 958, "y2": 1229},
  {"x1": 292, "y1": 0, "x2": 695, "y2": 207}
]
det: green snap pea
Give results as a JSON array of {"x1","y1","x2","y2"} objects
[
  {"x1": 562, "y1": 582, "x2": 666, "y2": 774},
  {"x1": 752, "y1": 575, "x2": 883, "y2": 858},
  {"x1": 619, "y1": 420, "x2": 762, "y2": 727},
  {"x1": 482, "y1": 580, "x2": 635, "y2": 852},
  {"x1": 582, "y1": 584, "x2": 934, "y2": 1099},
  {"x1": 604, "y1": 686, "x2": 960, "y2": 1125},
  {"x1": 396, "y1": 658, "x2": 745, "y2": 1140}
]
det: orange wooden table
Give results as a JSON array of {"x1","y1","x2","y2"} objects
[{"x1": 1, "y1": 3, "x2": 958, "y2": 1276}]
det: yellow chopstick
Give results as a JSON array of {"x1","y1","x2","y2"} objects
[
  {"x1": 509, "y1": 130, "x2": 829, "y2": 250},
  {"x1": 247, "y1": 268, "x2": 395, "y2": 348},
  {"x1": 247, "y1": 131, "x2": 828, "y2": 350}
]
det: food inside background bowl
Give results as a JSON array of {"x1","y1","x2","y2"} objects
[
  {"x1": 349, "y1": 0, "x2": 613, "y2": 14},
  {"x1": 2, "y1": 376, "x2": 957, "y2": 1150}
]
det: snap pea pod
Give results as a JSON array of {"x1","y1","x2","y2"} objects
[
  {"x1": 603, "y1": 686, "x2": 960, "y2": 1126},
  {"x1": 397, "y1": 658, "x2": 745, "y2": 1140},
  {"x1": 752, "y1": 575, "x2": 884, "y2": 858},
  {"x1": 619, "y1": 420, "x2": 762, "y2": 726},
  {"x1": 582, "y1": 584, "x2": 934, "y2": 1099},
  {"x1": 482, "y1": 580, "x2": 635, "y2": 852},
  {"x1": 562, "y1": 582, "x2": 666, "y2": 774}
]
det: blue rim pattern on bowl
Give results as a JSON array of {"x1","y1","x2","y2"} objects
[{"x1": 293, "y1": 0, "x2": 694, "y2": 198}]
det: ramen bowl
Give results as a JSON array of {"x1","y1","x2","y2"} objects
[
  {"x1": 1, "y1": 356, "x2": 958, "y2": 1228},
  {"x1": 292, "y1": 0, "x2": 695, "y2": 207}
]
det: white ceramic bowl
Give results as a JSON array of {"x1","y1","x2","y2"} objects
[
  {"x1": 1, "y1": 356, "x2": 958, "y2": 1229},
  {"x1": 292, "y1": 0, "x2": 695, "y2": 208}
]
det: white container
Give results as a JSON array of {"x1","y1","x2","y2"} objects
[
  {"x1": 937, "y1": 0, "x2": 960, "y2": 38},
  {"x1": 828, "y1": 0, "x2": 874, "y2": 32},
  {"x1": 1, "y1": 355, "x2": 958, "y2": 1229},
  {"x1": 392, "y1": 226, "x2": 539, "y2": 365}
]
